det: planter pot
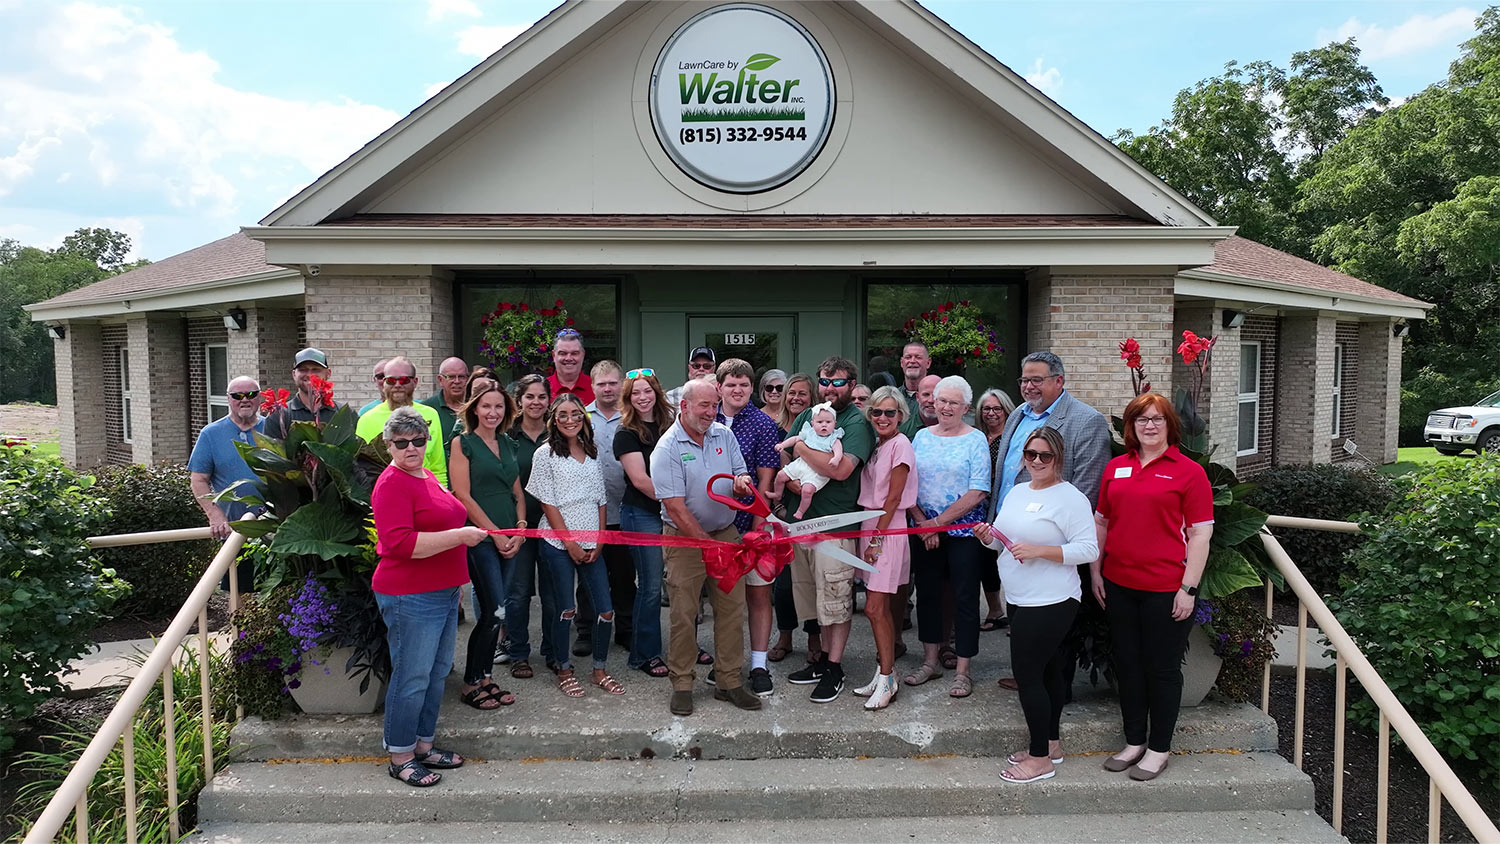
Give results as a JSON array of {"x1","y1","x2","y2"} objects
[
  {"x1": 288, "y1": 646, "x2": 384, "y2": 714},
  {"x1": 1180, "y1": 623, "x2": 1223, "y2": 708}
]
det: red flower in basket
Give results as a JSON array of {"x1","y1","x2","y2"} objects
[{"x1": 499, "y1": 302, "x2": 513, "y2": 311}]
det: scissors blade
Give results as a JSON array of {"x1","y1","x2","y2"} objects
[
  {"x1": 781, "y1": 510, "x2": 887, "y2": 537},
  {"x1": 811, "y1": 540, "x2": 879, "y2": 573}
]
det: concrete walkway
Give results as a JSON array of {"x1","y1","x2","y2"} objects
[{"x1": 62, "y1": 631, "x2": 234, "y2": 692}]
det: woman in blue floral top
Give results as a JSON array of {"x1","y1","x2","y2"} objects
[{"x1": 905, "y1": 375, "x2": 991, "y2": 699}]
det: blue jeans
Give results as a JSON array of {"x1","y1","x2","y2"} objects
[
  {"x1": 503, "y1": 538, "x2": 555, "y2": 664},
  {"x1": 463, "y1": 541, "x2": 506, "y2": 685},
  {"x1": 620, "y1": 503, "x2": 664, "y2": 668},
  {"x1": 375, "y1": 587, "x2": 458, "y2": 754},
  {"x1": 539, "y1": 541, "x2": 614, "y2": 672}
]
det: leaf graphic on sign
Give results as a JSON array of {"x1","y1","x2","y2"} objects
[{"x1": 744, "y1": 53, "x2": 780, "y2": 72}]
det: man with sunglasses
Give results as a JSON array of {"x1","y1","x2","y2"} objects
[
  {"x1": 546, "y1": 329, "x2": 594, "y2": 406},
  {"x1": 665, "y1": 346, "x2": 717, "y2": 408},
  {"x1": 356, "y1": 356, "x2": 448, "y2": 486},
  {"x1": 264, "y1": 348, "x2": 343, "y2": 440},
  {"x1": 189, "y1": 375, "x2": 265, "y2": 583}
]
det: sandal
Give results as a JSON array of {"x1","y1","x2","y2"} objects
[
  {"x1": 696, "y1": 648, "x2": 715, "y2": 666},
  {"x1": 767, "y1": 644, "x2": 791, "y2": 663},
  {"x1": 949, "y1": 673, "x2": 973, "y2": 698},
  {"x1": 979, "y1": 616, "x2": 1009, "y2": 632},
  {"x1": 482, "y1": 682, "x2": 516, "y2": 706},
  {"x1": 417, "y1": 747, "x2": 464, "y2": 769},
  {"x1": 1009, "y1": 748, "x2": 1063, "y2": 765},
  {"x1": 999, "y1": 761, "x2": 1055, "y2": 784},
  {"x1": 902, "y1": 663, "x2": 943, "y2": 686},
  {"x1": 510, "y1": 660, "x2": 534, "y2": 680},
  {"x1": 997, "y1": 677, "x2": 1019, "y2": 691},
  {"x1": 557, "y1": 672, "x2": 585, "y2": 698},
  {"x1": 461, "y1": 685, "x2": 505, "y2": 710},
  {"x1": 388, "y1": 758, "x2": 441, "y2": 787},
  {"x1": 593, "y1": 673, "x2": 626, "y2": 695},
  {"x1": 637, "y1": 657, "x2": 669, "y2": 678},
  {"x1": 939, "y1": 644, "x2": 958, "y2": 670}
]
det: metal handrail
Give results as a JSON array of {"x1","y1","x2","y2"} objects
[
  {"x1": 23, "y1": 527, "x2": 243, "y2": 844},
  {"x1": 1260, "y1": 514, "x2": 1499, "y2": 844}
]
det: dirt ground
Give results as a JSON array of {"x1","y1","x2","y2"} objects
[{"x1": 0, "y1": 402, "x2": 59, "y2": 441}]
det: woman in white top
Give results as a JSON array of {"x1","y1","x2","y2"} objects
[
  {"x1": 525, "y1": 393, "x2": 620, "y2": 699},
  {"x1": 975, "y1": 426, "x2": 1098, "y2": 785}
]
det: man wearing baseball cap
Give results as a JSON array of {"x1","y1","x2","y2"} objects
[
  {"x1": 264, "y1": 347, "x2": 344, "y2": 439},
  {"x1": 665, "y1": 346, "x2": 717, "y2": 408}
]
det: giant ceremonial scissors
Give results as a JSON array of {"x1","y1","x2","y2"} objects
[{"x1": 705, "y1": 473, "x2": 885, "y2": 573}]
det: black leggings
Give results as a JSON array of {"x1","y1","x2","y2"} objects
[
  {"x1": 912, "y1": 535, "x2": 984, "y2": 658},
  {"x1": 1009, "y1": 598, "x2": 1079, "y2": 758},
  {"x1": 980, "y1": 546, "x2": 1002, "y2": 596},
  {"x1": 1104, "y1": 577, "x2": 1192, "y2": 752},
  {"x1": 774, "y1": 564, "x2": 819, "y2": 636}
]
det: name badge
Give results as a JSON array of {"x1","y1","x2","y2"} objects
[
  {"x1": 1025, "y1": 502, "x2": 1043, "y2": 513},
  {"x1": 1114, "y1": 467, "x2": 1133, "y2": 479},
  {"x1": 681, "y1": 454, "x2": 696, "y2": 463}
]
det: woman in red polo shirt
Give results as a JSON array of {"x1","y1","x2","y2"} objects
[{"x1": 1091, "y1": 393, "x2": 1214, "y2": 782}]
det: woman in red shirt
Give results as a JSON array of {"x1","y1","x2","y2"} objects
[
  {"x1": 1092, "y1": 393, "x2": 1214, "y2": 782},
  {"x1": 372, "y1": 407, "x2": 488, "y2": 787}
]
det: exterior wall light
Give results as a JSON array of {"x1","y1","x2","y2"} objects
[
  {"x1": 224, "y1": 308, "x2": 248, "y2": 331},
  {"x1": 1222, "y1": 309, "x2": 1246, "y2": 329},
  {"x1": 46, "y1": 324, "x2": 66, "y2": 341},
  {"x1": 1393, "y1": 322, "x2": 1410, "y2": 338}
]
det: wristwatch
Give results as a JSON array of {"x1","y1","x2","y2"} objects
[{"x1": 1179, "y1": 583, "x2": 1199, "y2": 597}]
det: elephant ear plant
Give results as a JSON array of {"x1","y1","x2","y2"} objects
[{"x1": 218, "y1": 401, "x2": 394, "y2": 699}]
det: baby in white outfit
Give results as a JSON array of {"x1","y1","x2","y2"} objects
[{"x1": 771, "y1": 402, "x2": 844, "y2": 519}]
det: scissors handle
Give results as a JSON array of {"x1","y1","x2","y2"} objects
[{"x1": 705, "y1": 473, "x2": 771, "y2": 519}]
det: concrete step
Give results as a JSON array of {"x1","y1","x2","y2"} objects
[
  {"x1": 199, "y1": 752, "x2": 1313, "y2": 826},
  {"x1": 193, "y1": 809, "x2": 1345, "y2": 843},
  {"x1": 231, "y1": 674, "x2": 1278, "y2": 762}
]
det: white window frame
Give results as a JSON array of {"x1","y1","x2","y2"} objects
[
  {"x1": 118, "y1": 347, "x2": 133, "y2": 443},
  {"x1": 206, "y1": 343, "x2": 230, "y2": 421},
  {"x1": 1331, "y1": 342, "x2": 1345, "y2": 438},
  {"x1": 1237, "y1": 340, "x2": 1261, "y2": 457}
]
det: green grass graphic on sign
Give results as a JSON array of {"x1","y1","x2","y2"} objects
[{"x1": 681, "y1": 107, "x2": 806, "y2": 122}]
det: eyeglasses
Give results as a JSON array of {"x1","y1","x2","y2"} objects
[
  {"x1": 1135, "y1": 416, "x2": 1167, "y2": 428},
  {"x1": 372, "y1": 374, "x2": 385, "y2": 382},
  {"x1": 383, "y1": 376, "x2": 416, "y2": 386},
  {"x1": 818, "y1": 378, "x2": 851, "y2": 388},
  {"x1": 437, "y1": 374, "x2": 467, "y2": 382},
  {"x1": 1017, "y1": 376, "x2": 1057, "y2": 387},
  {"x1": 868, "y1": 407, "x2": 899, "y2": 418},
  {"x1": 625, "y1": 368, "x2": 655, "y2": 379},
  {"x1": 762, "y1": 383, "x2": 784, "y2": 393},
  {"x1": 980, "y1": 407, "x2": 1006, "y2": 415},
  {"x1": 228, "y1": 391, "x2": 260, "y2": 401},
  {"x1": 555, "y1": 328, "x2": 582, "y2": 339},
  {"x1": 389, "y1": 437, "x2": 428, "y2": 450},
  {"x1": 935, "y1": 397, "x2": 965, "y2": 408},
  {"x1": 554, "y1": 412, "x2": 586, "y2": 423},
  {"x1": 689, "y1": 361, "x2": 716, "y2": 371},
  {"x1": 1022, "y1": 449, "x2": 1057, "y2": 465}
]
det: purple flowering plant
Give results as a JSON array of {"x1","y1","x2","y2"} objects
[{"x1": 1197, "y1": 592, "x2": 1278, "y2": 702}]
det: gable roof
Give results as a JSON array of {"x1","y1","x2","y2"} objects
[
  {"x1": 258, "y1": 0, "x2": 1216, "y2": 229},
  {"x1": 1197, "y1": 237, "x2": 1426, "y2": 306}
]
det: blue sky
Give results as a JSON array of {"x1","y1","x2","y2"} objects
[{"x1": 0, "y1": 0, "x2": 1483, "y2": 261}]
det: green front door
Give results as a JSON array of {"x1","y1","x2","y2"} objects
[{"x1": 689, "y1": 315, "x2": 796, "y2": 379}]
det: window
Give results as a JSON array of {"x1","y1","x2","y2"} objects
[
  {"x1": 119, "y1": 347, "x2": 133, "y2": 443},
  {"x1": 1237, "y1": 341, "x2": 1260, "y2": 456},
  {"x1": 863, "y1": 279, "x2": 1023, "y2": 396},
  {"x1": 206, "y1": 344, "x2": 229, "y2": 421},
  {"x1": 1331, "y1": 342, "x2": 1345, "y2": 438},
  {"x1": 457, "y1": 281, "x2": 619, "y2": 381}
]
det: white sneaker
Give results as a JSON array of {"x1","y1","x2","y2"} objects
[
  {"x1": 864, "y1": 674, "x2": 897, "y2": 710},
  {"x1": 493, "y1": 639, "x2": 512, "y2": 665}
]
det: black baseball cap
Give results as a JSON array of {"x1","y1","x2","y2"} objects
[
  {"x1": 293, "y1": 348, "x2": 328, "y2": 368},
  {"x1": 689, "y1": 346, "x2": 716, "y2": 363}
]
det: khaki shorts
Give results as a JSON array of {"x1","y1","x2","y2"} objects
[{"x1": 792, "y1": 539, "x2": 858, "y2": 626}]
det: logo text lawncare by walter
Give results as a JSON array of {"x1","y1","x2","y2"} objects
[{"x1": 677, "y1": 53, "x2": 806, "y2": 122}]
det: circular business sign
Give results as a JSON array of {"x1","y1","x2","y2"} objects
[{"x1": 649, "y1": 4, "x2": 835, "y2": 194}]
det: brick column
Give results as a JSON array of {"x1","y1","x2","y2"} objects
[
  {"x1": 127, "y1": 315, "x2": 190, "y2": 464},
  {"x1": 1172, "y1": 304, "x2": 1240, "y2": 469},
  {"x1": 55, "y1": 321, "x2": 107, "y2": 468},
  {"x1": 1040, "y1": 273, "x2": 1175, "y2": 419},
  {"x1": 304, "y1": 271, "x2": 455, "y2": 409},
  {"x1": 1026, "y1": 268, "x2": 1053, "y2": 352},
  {"x1": 1356, "y1": 320, "x2": 1402, "y2": 464},
  {"x1": 1274, "y1": 313, "x2": 1336, "y2": 464},
  {"x1": 228, "y1": 306, "x2": 305, "y2": 393}
]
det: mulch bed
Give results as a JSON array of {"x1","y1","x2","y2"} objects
[
  {"x1": 88, "y1": 593, "x2": 231, "y2": 643},
  {"x1": 0, "y1": 692, "x2": 119, "y2": 841},
  {"x1": 1267, "y1": 671, "x2": 1497, "y2": 843}
]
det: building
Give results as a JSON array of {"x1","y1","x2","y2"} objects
[{"x1": 29, "y1": 0, "x2": 1429, "y2": 474}]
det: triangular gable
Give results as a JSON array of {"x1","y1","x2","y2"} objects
[{"x1": 261, "y1": 0, "x2": 1215, "y2": 227}]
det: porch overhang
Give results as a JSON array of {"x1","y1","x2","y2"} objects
[{"x1": 1177, "y1": 268, "x2": 1432, "y2": 321}]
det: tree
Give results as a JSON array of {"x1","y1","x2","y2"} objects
[{"x1": 1276, "y1": 39, "x2": 1388, "y2": 160}]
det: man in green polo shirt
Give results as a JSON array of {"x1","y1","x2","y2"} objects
[
  {"x1": 781, "y1": 355, "x2": 875, "y2": 703},
  {"x1": 419, "y1": 356, "x2": 468, "y2": 470}
]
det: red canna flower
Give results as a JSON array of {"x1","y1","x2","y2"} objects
[
  {"x1": 259, "y1": 388, "x2": 290, "y2": 414},
  {"x1": 309, "y1": 375, "x2": 335, "y2": 409},
  {"x1": 555, "y1": 299, "x2": 564, "y2": 307},
  {"x1": 520, "y1": 303, "x2": 529, "y2": 312}
]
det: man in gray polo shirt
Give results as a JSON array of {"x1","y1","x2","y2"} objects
[{"x1": 651, "y1": 378, "x2": 760, "y2": 716}]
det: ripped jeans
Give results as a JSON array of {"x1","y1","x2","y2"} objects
[{"x1": 538, "y1": 541, "x2": 614, "y2": 673}]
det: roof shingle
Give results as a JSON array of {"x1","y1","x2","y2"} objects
[
  {"x1": 36, "y1": 232, "x2": 279, "y2": 306},
  {"x1": 1199, "y1": 236, "x2": 1423, "y2": 305}
]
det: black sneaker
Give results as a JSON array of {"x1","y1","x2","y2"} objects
[
  {"x1": 704, "y1": 668, "x2": 716, "y2": 686},
  {"x1": 749, "y1": 667, "x2": 774, "y2": 698},
  {"x1": 787, "y1": 660, "x2": 827, "y2": 686},
  {"x1": 809, "y1": 666, "x2": 844, "y2": 703}
]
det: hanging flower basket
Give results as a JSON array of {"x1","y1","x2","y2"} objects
[
  {"x1": 480, "y1": 299, "x2": 574, "y2": 374},
  {"x1": 903, "y1": 301, "x2": 1001, "y2": 369}
]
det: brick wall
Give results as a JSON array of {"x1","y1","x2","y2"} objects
[
  {"x1": 1172, "y1": 304, "x2": 1240, "y2": 469},
  {"x1": 1275, "y1": 313, "x2": 1336, "y2": 464},
  {"x1": 1356, "y1": 320, "x2": 1402, "y2": 464},
  {"x1": 1026, "y1": 269, "x2": 1052, "y2": 352},
  {"x1": 305, "y1": 274, "x2": 454, "y2": 409},
  {"x1": 187, "y1": 318, "x2": 228, "y2": 441},
  {"x1": 1331, "y1": 322, "x2": 1361, "y2": 462},
  {"x1": 1037, "y1": 273, "x2": 1175, "y2": 417},
  {"x1": 55, "y1": 321, "x2": 107, "y2": 467},
  {"x1": 101, "y1": 324, "x2": 131, "y2": 464},
  {"x1": 1236, "y1": 315, "x2": 1278, "y2": 476},
  {"x1": 127, "y1": 315, "x2": 190, "y2": 464},
  {"x1": 228, "y1": 306, "x2": 305, "y2": 395}
]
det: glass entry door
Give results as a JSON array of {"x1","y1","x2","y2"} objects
[{"x1": 689, "y1": 315, "x2": 796, "y2": 379}]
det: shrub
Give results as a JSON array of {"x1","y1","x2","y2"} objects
[
  {"x1": 92, "y1": 463, "x2": 217, "y2": 617},
  {"x1": 1243, "y1": 463, "x2": 1396, "y2": 597},
  {"x1": 0, "y1": 444, "x2": 128, "y2": 752},
  {"x1": 1332, "y1": 455, "x2": 1500, "y2": 785}
]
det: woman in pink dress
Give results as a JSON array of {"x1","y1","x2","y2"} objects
[{"x1": 851, "y1": 385, "x2": 919, "y2": 710}]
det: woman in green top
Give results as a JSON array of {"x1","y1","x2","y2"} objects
[
  {"x1": 501, "y1": 374, "x2": 555, "y2": 678},
  {"x1": 450, "y1": 380, "x2": 524, "y2": 709}
]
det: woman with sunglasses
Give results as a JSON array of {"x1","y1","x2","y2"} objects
[
  {"x1": 525, "y1": 393, "x2": 623, "y2": 698},
  {"x1": 758, "y1": 369, "x2": 787, "y2": 428},
  {"x1": 371, "y1": 407, "x2": 489, "y2": 787},
  {"x1": 977, "y1": 388, "x2": 1018, "y2": 636},
  {"x1": 974, "y1": 426, "x2": 1098, "y2": 784},
  {"x1": 449, "y1": 380, "x2": 524, "y2": 711},
  {"x1": 501, "y1": 374, "x2": 555, "y2": 679},
  {"x1": 614, "y1": 368, "x2": 674, "y2": 678},
  {"x1": 767, "y1": 372, "x2": 823, "y2": 664},
  {"x1": 1094, "y1": 393, "x2": 1213, "y2": 782}
]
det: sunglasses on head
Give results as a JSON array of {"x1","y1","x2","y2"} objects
[
  {"x1": 228, "y1": 391, "x2": 260, "y2": 401},
  {"x1": 1022, "y1": 449, "x2": 1057, "y2": 465},
  {"x1": 555, "y1": 328, "x2": 582, "y2": 339},
  {"x1": 383, "y1": 376, "x2": 416, "y2": 386},
  {"x1": 625, "y1": 368, "x2": 655, "y2": 379},
  {"x1": 868, "y1": 407, "x2": 899, "y2": 418},
  {"x1": 818, "y1": 378, "x2": 851, "y2": 388},
  {"x1": 390, "y1": 436, "x2": 428, "y2": 450}
]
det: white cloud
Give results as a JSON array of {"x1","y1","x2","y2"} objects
[
  {"x1": 422, "y1": 80, "x2": 450, "y2": 100},
  {"x1": 427, "y1": 0, "x2": 481, "y2": 22},
  {"x1": 1321, "y1": 7, "x2": 1477, "y2": 61},
  {"x1": 0, "y1": 3, "x2": 399, "y2": 222},
  {"x1": 1024, "y1": 58, "x2": 1062, "y2": 95},
  {"x1": 455, "y1": 24, "x2": 527, "y2": 59}
]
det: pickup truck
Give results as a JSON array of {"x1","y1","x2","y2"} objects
[{"x1": 1424, "y1": 389, "x2": 1500, "y2": 455}]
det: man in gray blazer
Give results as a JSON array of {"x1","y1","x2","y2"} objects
[{"x1": 990, "y1": 351, "x2": 1113, "y2": 515}]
